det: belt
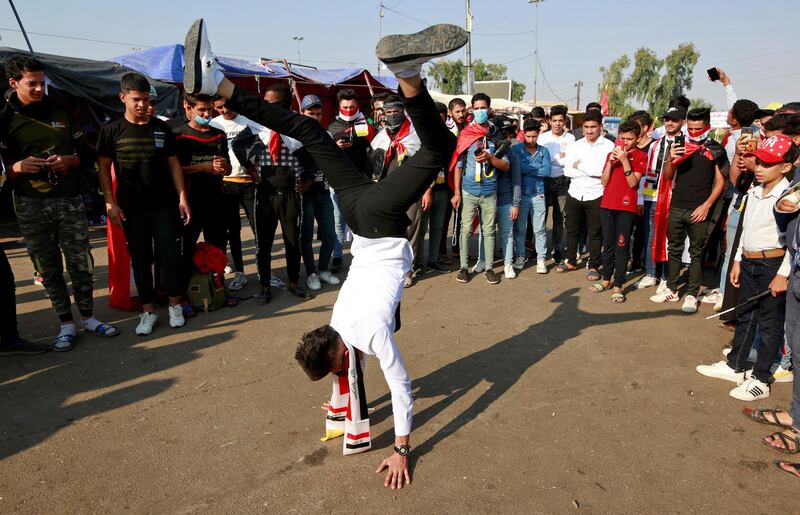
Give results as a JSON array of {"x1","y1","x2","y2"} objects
[{"x1": 742, "y1": 248, "x2": 786, "y2": 259}]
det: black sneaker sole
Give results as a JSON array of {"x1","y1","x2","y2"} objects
[
  {"x1": 184, "y1": 18, "x2": 203, "y2": 95},
  {"x1": 376, "y1": 24, "x2": 468, "y2": 64}
]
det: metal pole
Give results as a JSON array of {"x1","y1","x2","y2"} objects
[
  {"x1": 528, "y1": 0, "x2": 544, "y2": 105},
  {"x1": 292, "y1": 36, "x2": 304, "y2": 65},
  {"x1": 465, "y1": 0, "x2": 473, "y2": 95},
  {"x1": 8, "y1": 0, "x2": 35, "y2": 55},
  {"x1": 575, "y1": 80, "x2": 583, "y2": 111},
  {"x1": 377, "y1": 2, "x2": 384, "y2": 75}
]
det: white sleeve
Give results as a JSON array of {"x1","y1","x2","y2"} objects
[
  {"x1": 370, "y1": 327, "x2": 413, "y2": 436},
  {"x1": 725, "y1": 84, "x2": 737, "y2": 110}
]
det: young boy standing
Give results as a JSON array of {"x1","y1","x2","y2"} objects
[
  {"x1": 591, "y1": 121, "x2": 647, "y2": 301},
  {"x1": 97, "y1": 73, "x2": 191, "y2": 335},
  {"x1": 696, "y1": 135, "x2": 799, "y2": 400}
]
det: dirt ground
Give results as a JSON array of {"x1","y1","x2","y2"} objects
[{"x1": 0, "y1": 224, "x2": 794, "y2": 514}]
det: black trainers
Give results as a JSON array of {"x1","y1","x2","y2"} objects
[
  {"x1": 288, "y1": 285, "x2": 312, "y2": 300},
  {"x1": 485, "y1": 269, "x2": 501, "y2": 285},
  {"x1": 258, "y1": 286, "x2": 272, "y2": 305},
  {"x1": 456, "y1": 268, "x2": 470, "y2": 283},
  {"x1": 376, "y1": 24, "x2": 468, "y2": 65},
  {"x1": 183, "y1": 18, "x2": 222, "y2": 95},
  {"x1": 0, "y1": 338, "x2": 51, "y2": 357}
]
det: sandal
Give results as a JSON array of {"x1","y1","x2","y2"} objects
[
  {"x1": 52, "y1": 333, "x2": 76, "y2": 352},
  {"x1": 586, "y1": 269, "x2": 601, "y2": 281},
  {"x1": 743, "y1": 407, "x2": 792, "y2": 429},
  {"x1": 763, "y1": 428, "x2": 800, "y2": 454},
  {"x1": 555, "y1": 263, "x2": 576, "y2": 273},
  {"x1": 611, "y1": 292, "x2": 626, "y2": 303},
  {"x1": 773, "y1": 460, "x2": 800, "y2": 478},
  {"x1": 85, "y1": 323, "x2": 119, "y2": 338},
  {"x1": 589, "y1": 282, "x2": 610, "y2": 293}
]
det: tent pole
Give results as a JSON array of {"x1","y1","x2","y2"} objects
[
  {"x1": 8, "y1": 0, "x2": 35, "y2": 55},
  {"x1": 363, "y1": 71, "x2": 375, "y2": 98}
]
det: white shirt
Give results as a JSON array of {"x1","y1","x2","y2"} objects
[
  {"x1": 538, "y1": 130, "x2": 575, "y2": 178},
  {"x1": 735, "y1": 178, "x2": 791, "y2": 277},
  {"x1": 558, "y1": 136, "x2": 614, "y2": 201},
  {"x1": 329, "y1": 235, "x2": 414, "y2": 436},
  {"x1": 209, "y1": 114, "x2": 271, "y2": 179}
]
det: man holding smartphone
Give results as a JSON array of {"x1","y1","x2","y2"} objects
[
  {"x1": 2, "y1": 55, "x2": 118, "y2": 351},
  {"x1": 650, "y1": 108, "x2": 729, "y2": 313}
]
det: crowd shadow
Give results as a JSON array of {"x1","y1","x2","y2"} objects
[
  {"x1": 0, "y1": 329, "x2": 236, "y2": 460},
  {"x1": 368, "y1": 288, "x2": 673, "y2": 457}
]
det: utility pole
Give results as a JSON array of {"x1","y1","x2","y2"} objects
[
  {"x1": 292, "y1": 36, "x2": 304, "y2": 65},
  {"x1": 465, "y1": 0, "x2": 473, "y2": 95},
  {"x1": 528, "y1": 0, "x2": 544, "y2": 105},
  {"x1": 574, "y1": 80, "x2": 583, "y2": 111},
  {"x1": 377, "y1": 2, "x2": 384, "y2": 75}
]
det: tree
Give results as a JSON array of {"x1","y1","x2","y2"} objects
[
  {"x1": 689, "y1": 97, "x2": 713, "y2": 110},
  {"x1": 426, "y1": 58, "x2": 526, "y2": 101},
  {"x1": 597, "y1": 43, "x2": 700, "y2": 118}
]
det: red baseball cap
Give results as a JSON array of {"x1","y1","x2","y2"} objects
[{"x1": 745, "y1": 134, "x2": 800, "y2": 164}]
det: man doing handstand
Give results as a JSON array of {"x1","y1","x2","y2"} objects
[{"x1": 182, "y1": 19, "x2": 466, "y2": 489}]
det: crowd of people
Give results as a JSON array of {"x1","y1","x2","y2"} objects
[{"x1": 2, "y1": 41, "x2": 800, "y2": 480}]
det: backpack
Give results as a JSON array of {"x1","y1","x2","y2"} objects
[{"x1": 187, "y1": 271, "x2": 226, "y2": 312}]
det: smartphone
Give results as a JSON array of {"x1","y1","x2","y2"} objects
[
  {"x1": 741, "y1": 127, "x2": 757, "y2": 152},
  {"x1": 674, "y1": 134, "x2": 685, "y2": 147},
  {"x1": 614, "y1": 139, "x2": 625, "y2": 150},
  {"x1": 707, "y1": 67, "x2": 720, "y2": 82},
  {"x1": 474, "y1": 146, "x2": 484, "y2": 157}
]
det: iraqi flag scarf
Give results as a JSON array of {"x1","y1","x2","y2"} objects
[
  {"x1": 370, "y1": 118, "x2": 421, "y2": 169},
  {"x1": 321, "y1": 343, "x2": 371, "y2": 455},
  {"x1": 652, "y1": 126, "x2": 715, "y2": 262},
  {"x1": 447, "y1": 121, "x2": 488, "y2": 189}
]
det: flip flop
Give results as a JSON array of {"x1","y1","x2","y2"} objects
[
  {"x1": 586, "y1": 269, "x2": 601, "y2": 281},
  {"x1": 85, "y1": 323, "x2": 119, "y2": 338},
  {"x1": 611, "y1": 292, "x2": 626, "y2": 303},
  {"x1": 773, "y1": 460, "x2": 800, "y2": 478},
  {"x1": 763, "y1": 428, "x2": 800, "y2": 454},
  {"x1": 52, "y1": 333, "x2": 76, "y2": 352},
  {"x1": 743, "y1": 407, "x2": 792, "y2": 429},
  {"x1": 555, "y1": 263, "x2": 576, "y2": 273},
  {"x1": 589, "y1": 282, "x2": 609, "y2": 293}
]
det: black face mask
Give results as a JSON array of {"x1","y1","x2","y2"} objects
[{"x1": 386, "y1": 112, "x2": 406, "y2": 131}]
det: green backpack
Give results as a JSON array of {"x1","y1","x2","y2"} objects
[{"x1": 187, "y1": 272, "x2": 226, "y2": 312}]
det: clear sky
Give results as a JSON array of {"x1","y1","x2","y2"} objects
[{"x1": 0, "y1": 0, "x2": 797, "y2": 110}]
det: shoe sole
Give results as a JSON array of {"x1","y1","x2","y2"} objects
[
  {"x1": 456, "y1": 276, "x2": 469, "y2": 283},
  {"x1": 184, "y1": 18, "x2": 203, "y2": 95},
  {"x1": 376, "y1": 24, "x2": 468, "y2": 64}
]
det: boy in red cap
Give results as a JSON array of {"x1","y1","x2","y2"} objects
[{"x1": 697, "y1": 134, "x2": 799, "y2": 401}]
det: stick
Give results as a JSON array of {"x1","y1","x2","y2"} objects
[{"x1": 705, "y1": 289, "x2": 772, "y2": 320}]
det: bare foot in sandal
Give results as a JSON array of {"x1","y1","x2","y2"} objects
[
  {"x1": 774, "y1": 460, "x2": 800, "y2": 478},
  {"x1": 590, "y1": 281, "x2": 610, "y2": 293},
  {"x1": 763, "y1": 428, "x2": 800, "y2": 454},
  {"x1": 743, "y1": 407, "x2": 793, "y2": 428},
  {"x1": 611, "y1": 287, "x2": 626, "y2": 303}
]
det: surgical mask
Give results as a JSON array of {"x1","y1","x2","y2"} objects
[
  {"x1": 386, "y1": 111, "x2": 406, "y2": 131},
  {"x1": 473, "y1": 108, "x2": 489, "y2": 124},
  {"x1": 194, "y1": 114, "x2": 211, "y2": 126}
]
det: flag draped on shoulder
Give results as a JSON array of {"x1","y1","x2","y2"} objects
[{"x1": 447, "y1": 122, "x2": 487, "y2": 189}]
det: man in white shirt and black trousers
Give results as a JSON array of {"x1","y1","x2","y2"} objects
[
  {"x1": 181, "y1": 19, "x2": 466, "y2": 489},
  {"x1": 555, "y1": 110, "x2": 614, "y2": 278}
]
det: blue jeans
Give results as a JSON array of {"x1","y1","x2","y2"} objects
[
  {"x1": 496, "y1": 203, "x2": 515, "y2": 266},
  {"x1": 329, "y1": 188, "x2": 345, "y2": 259},
  {"x1": 718, "y1": 205, "x2": 741, "y2": 294},
  {"x1": 515, "y1": 193, "x2": 547, "y2": 261},
  {"x1": 301, "y1": 190, "x2": 336, "y2": 275},
  {"x1": 642, "y1": 201, "x2": 664, "y2": 278}
]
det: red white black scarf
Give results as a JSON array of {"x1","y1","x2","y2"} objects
[
  {"x1": 321, "y1": 343, "x2": 371, "y2": 455},
  {"x1": 370, "y1": 118, "x2": 420, "y2": 168}
]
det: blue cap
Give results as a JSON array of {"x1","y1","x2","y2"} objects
[{"x1": 300, "y1": 94, "x2": 322, "y2": 110}]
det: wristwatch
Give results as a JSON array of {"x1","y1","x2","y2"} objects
[
  {"x1": 623, "y1": 168, "x2": 632, "y2": 176},
  {"x1": 394, "y1": 444, "x2": 411, "y2": 457}
]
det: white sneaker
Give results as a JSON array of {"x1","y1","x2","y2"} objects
[
  {"x1": 183, "y1": 19, "x2": 224, "y2": 95},
  {"x1": 318, "y1": 271, "x2": 341, "y2": 285},
  {"x1": 722, "y1": 347, "x2": 731, "y2": 357},
  {"x1": 135, "y1": 312, "x2": 157, "y2": 336},
  {"x1": 700, "y1": 289, "x2": 721, "y2": 305},
  {"x1": 656, "y1": 279, "x2": 669, "y2": 294},
  {"x1": 635, "y1": 275, "x2": 657, "y2": 289},
  {"x1": 307, "y1": 273, "x2": 322, "y2": 291},
  {"x1": 472, "y1": 261, "x2": 486, "y2": 273},
  {"x1": 168, "y1": 304, "x2": 185, "y2": 328},
  {"x1": 536, "y1": 259, "x2": 548, "y2": 274},
  {"x1": 773, "y1": 365, "x2": 794, "y2": 383},
  {"x1": 650, "y1": 289, "x2": 680, "y2": 303},
  {"x1": 270, "y1": 275, "x2": 286, "y2": 289},
  {"x1": 681, "y1": 295, "x2": 699, "y2": 313},
  {"x1": 696, "y1": 360, "x2": 745, "y2": 382},
  {"x1": 224, "y1": 264, "x2": 234, "y2": 275},
  {"x1": 714, "y1": 294, "x2": 724, "y2": 313},
  {"x1": 504, "y1": 264, "x2": 516, "y2": 279},
  {"x1": 227, "y1": 271, "x2": 247, "y2": 291},
  {"x1": 512, "y1": 256, "x2": 527, "y2": 270},
  {"x1": 729, "y1": 378, "x2": 770, "y2": 401}
]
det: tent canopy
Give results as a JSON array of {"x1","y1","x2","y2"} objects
[
  {"x1": 428, "y1": 90, "x2": 532, "y2": 113},
  {"x1": 0, "y1": 46, "x2": 179, "y2": 114}
]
